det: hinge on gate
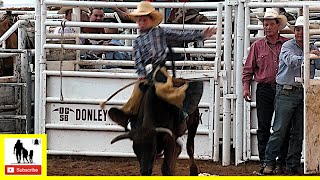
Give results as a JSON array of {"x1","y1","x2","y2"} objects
[
  {"x1": 226, "y1": 0, "x2": 238, "y2": 6},
  {"x1": 219, "y1": 70, "x2": 227, "y2": 77},
  {"x1": 225, "y1": 94, "x2": 237, "y2": 100}
]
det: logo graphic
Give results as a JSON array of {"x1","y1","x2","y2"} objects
[
  {"x1": 6, "y1": 167, "x2": 14, "y2": 173},
  {"x1": 52, "y1": 105, "x2": 109, "y2": 122},
  {"x1": 53, "y1": 107, "x2": 75, "y2": 121},
  {"x1": 4, "y1": 137, "x2": 44, "y2": 176}
]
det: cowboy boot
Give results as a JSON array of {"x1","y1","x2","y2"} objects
[{"x1": 108, "y1": 107, "x2": 130, "y2": 130}]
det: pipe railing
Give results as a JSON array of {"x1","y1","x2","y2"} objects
[
  {"x1": 33, "y1": 0, "x2": 320, "y2": 168},
  {"x1": 44, "y1": 1, "x2": 222, "y2": 9},
  {"x1": 36, "y1": 0, "x2": 223, "y2": 162}
]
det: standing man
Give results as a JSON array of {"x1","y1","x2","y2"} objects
[
  {"x1": 242, "y1": 8, "x2": 289, "y2": 174},
  {"x1": 263, "y1": 16, "x2": 320, "y2": 175}
]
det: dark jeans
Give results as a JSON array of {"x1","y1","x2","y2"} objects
[
  {"x1": 256, "y1": 83, "x2": 289, "y2": 166},
  {"x1": 265, "y1": 84, "x2": 304, "y2": 169}
]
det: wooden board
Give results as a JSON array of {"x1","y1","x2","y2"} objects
[{"x1": 305, "y1": 83, "x2": 320, "y2": 174}]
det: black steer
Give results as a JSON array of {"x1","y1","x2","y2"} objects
[{"x1": 111, "y1": 79, "x2": 202, "y2": 176}]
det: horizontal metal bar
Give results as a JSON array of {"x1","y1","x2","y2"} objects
[
  {"x1": 45, "y1": 123, "x2": 210, "y2": 135},
  {"x1": 44, "y1": 70, "x2": 139, "y2": 78},
  {"x1": 47, "y1": 150, "x2": 136, "y2": 158},
  {"x1": 0, "y1": 83, "x2": 26, "y2": 87},
  {"x1": 0, "y1": 115, "x2": 26, "y2": 119},
  {"x1": 46, "y1": 97, "x2": 125, "y2": 105},
  {"x1": 76, "y1": 60, "x2": 216, "y2": 66},
  {"x1": 47, "y1": 33, "x2": 137, "y2": 40},
  {"x1": 46, "y1": 124, "x2": 125, "y2": 131},
  {"x1": 45, "y1": 21, "x2": 215, "y2": 30},
  {"x1": 0, "y1": 49, "x2": 27, "y2": 53},
  {"x1": 0, "y1": 53, "x2": 20, "y2": 58},
  {"x1": 247, "y1": 2, "x2": 319, "y2": 8},
  {"x1": 0, "y1": 76, "x2": 17, "y2": 83},
  {"x1": 48, "y1": 34, "x2": 220, "y2": 43},
  {"x1": 0, "y1": 103, "x2": 20, "y2": 111},
  {"x1": 46, "y1": 97, "x2": 211, "y2": 108},
  {"x1": 44, "y1": 1, "x2": 221, "y2": 9},
  {"x1": 44, "y1": 43, "x2": 216, "y2": 54}
]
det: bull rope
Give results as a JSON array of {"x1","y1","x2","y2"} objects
[
  {"x1": 99, "y1": 79, "x2": 142, "y2": 109},
  {"x1": 99, "y1": 74, "x2": 213, "y2": 110}
]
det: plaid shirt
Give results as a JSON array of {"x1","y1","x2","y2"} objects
[{"x1": 133, "y1": 27, "x2": 203, "y2": 77}]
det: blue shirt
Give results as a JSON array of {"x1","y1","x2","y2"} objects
[
  {"x1": 133, "y1": 27, "x2": 203, "y2": 77},
  {"x1": 276, "y1": 39, "x2": 320, "y2": 86}
]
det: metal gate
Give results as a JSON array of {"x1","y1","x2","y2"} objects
[
  {"x1": 32, "y1": 0, "x2": 320, "y2": 173},
  {"x1": 36, "y1": 1, "x2": 223, "y2": 160}
]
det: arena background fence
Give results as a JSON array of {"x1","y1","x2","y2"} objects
[{"x1": 0, "y1": 0, "x2": 319, "y2": 174}]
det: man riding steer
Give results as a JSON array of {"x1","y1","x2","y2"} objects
[{"x1": 107, "y1": 1, "x2": 216, "y2": 134}]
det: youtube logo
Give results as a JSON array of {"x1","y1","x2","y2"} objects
[
  {"x1": 5, "y1": 165, "x2": 41, "y2": 175},
  {"x1": 6, "y1": 167, "x2": 14, "y2": 174}
]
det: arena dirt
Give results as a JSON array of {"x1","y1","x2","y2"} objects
[{"x1": 47, "y1": 155, "x2": 260, "y2": 176}]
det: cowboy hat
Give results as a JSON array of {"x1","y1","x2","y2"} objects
[
  {"x1": 129, "y1": 1, "x2": 163, "y2": 27},
  {"x1": 257, "y1": 8, "x2": 288, "y2": 30},
  {"x1": 58, "y1": 6, "x2": 89, "y2": 14},
  {"x1": 289, "y1": 16, "x2": 319, "y2": 31}
]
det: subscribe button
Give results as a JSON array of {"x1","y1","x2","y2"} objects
[{"x1": 5, "y1": 165, "x2": 42, "y2": 175}]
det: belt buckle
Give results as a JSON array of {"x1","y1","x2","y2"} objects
[{"x1": 283, "y1": 85, "x2": 293, "y2": 90}]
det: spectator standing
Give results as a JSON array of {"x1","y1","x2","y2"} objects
[
  {"x1": 263, "y1": 16, "x2": 320, "y2": 175},
  {"x1": 242, "y1": 8, "x2": 290, "y2": 174}
]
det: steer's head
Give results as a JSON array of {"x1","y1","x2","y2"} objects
[{"x1": 111, "y1": 127, "x2": 172, "y2": 175}]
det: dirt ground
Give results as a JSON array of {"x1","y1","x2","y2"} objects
[{"x1": 47, "y1": 155, "x2": 260, "y2": 176}]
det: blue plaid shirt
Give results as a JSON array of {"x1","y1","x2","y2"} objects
[
  {"x1": 133, "y1": 27, "x2": 203, "y2": 77},
  {"x1": 277, "y1": 39, "x2": 320, "y2": 86}
]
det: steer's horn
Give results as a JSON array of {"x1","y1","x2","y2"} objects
[
  {"x1": 155, "y1": 127, "x2": 173, "y2": 137},
  {"x1": 111, "y1": 132, "x2": 132, "y2": 144}
]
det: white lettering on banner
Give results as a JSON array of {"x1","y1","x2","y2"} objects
[
  {"x1": 16, "y1": 168, "x2": 39, "y2": 173},
  {"x1": 75, "y1": 109, "x2": 108, "y2": 121},
  {"x1": 51, "y1": 105, "x2": 111, "y2": 123}
]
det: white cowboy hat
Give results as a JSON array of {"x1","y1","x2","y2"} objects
[
  {"x1": 58, "y1": 6, "x2": 89, "y2": 14},
  {"x1": 257, "y1": 8, "x2": 288, "y2": 30},
  {"x1": 289, "y1": 16, "x2": 319, "y2": 31},
  {"x1": 129, "y1": 1, "x2": 163, "y2": 27}
]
